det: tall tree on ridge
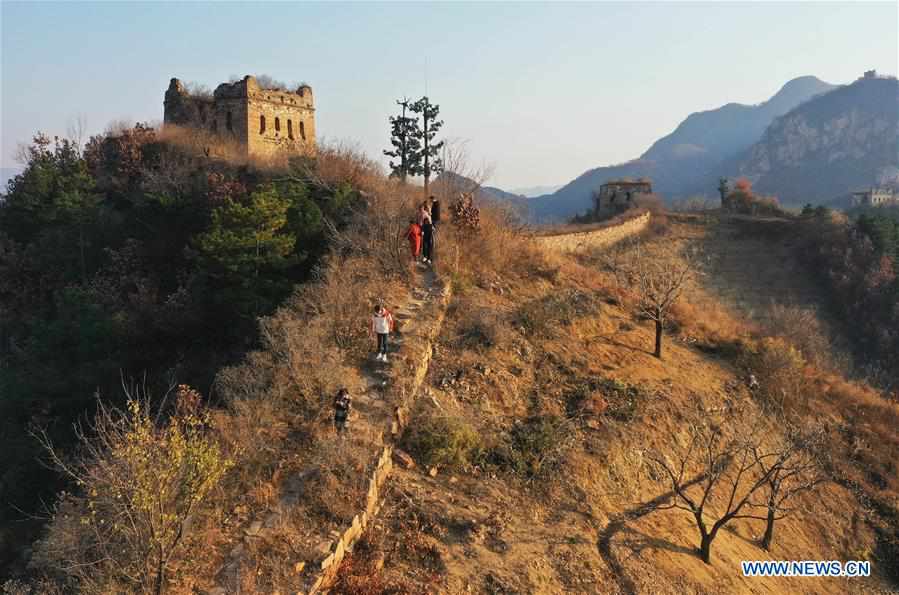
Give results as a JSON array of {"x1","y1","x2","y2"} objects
[
  {"x1": 410, "y1": 96, "x2": 444, "y2": 198},
  {"x1": 383, "y1": 98, "x2": 420, "y2": 183}
]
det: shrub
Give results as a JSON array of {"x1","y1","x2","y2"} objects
[
  {"x1": 489, "y1": 415, "x2": 574, "y2": 479},
  {"x1": 32, "y1": 386, "x2": 232, "y2": 595},
  {"x1": 456, "y1": 307, "x2": 509, "y2": 350},
  {"x1": 515, "y1": 289, "x2": 598, "y2": 337},
  {"x1": 597, "y1": 378, "x2": 643, "y2": 422},
  {"x1": 740, "y1": 337, "x2": 808, "y2": 412},
  {"x1": 401, "y1": 413, "x2": 484, "y2": 470},
  {"x1": 763, "y1": 303, "x2": 841, "y2": 370}
]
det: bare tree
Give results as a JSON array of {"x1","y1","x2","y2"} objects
[
  {"x1": 67, "y1": 114, "x2": 89, "y2": 154},
  {"x1": 613, "y1": 244, "x2": 695, "y2": 358},
  {"x1": 748, "y1": 424, "x2": 827, "y2": 550},
  {"x1": 431, "y1": 138, "x2": 495, "y2": 202},
  {"x1": 646, "y1": 417, "x2": 788, "y2": 564}
]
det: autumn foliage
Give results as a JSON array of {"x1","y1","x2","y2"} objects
[{"x1": 721, "y1": 177, "x2": 783, "y2": 216}]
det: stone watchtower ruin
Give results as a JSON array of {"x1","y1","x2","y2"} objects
[{"x1": 164, "y1": 75, "x2": 316, "y2": 159}]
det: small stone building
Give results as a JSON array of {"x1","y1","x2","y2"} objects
[
  {"x1": 594, "y1": 179, "x2": 653, "y2": 212},
  {"x1": 851, "y1": 187, "x2": 897, "y2": 207},
  {"x1": 164, "y1": 75, "x2": 316, "y2": 159}
]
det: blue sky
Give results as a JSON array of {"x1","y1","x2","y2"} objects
[{"x1": 2, "y1": 1, "x2": 897, "y2": 189}]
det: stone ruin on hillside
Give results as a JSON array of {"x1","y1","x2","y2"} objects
[
  {"x1": 164, "y1": 75, "x2": 316, "y2": 159},
  {"x1": 594, "y1": 179, "x2": 653, "y2": 213}
]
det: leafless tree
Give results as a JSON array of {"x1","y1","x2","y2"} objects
[
  {"x1": 646, "y1": 416, "x2": 791, "y2": 564},
  {"x1": 748, "y1": 423, "x2": 828, "y2": 550},
  {"x1": 431, "y1": 138, "x2": 495, "y2": 202},
  {"x1": 67, "y1": 114, "x2": 89, "y2": 154},
  {"x1": 612, "y1": 244, "x2": 695, "y2": 358}
]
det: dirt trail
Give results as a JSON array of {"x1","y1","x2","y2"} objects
[
  {"x1": 350, "y1": 266, "x2": 439, "y2": 445},
  {"x1": 212, "y1": 265, "x2": 445, "y2": 594}
]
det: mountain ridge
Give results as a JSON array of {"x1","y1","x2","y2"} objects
[
  {"x1": 525, "y1": 75, "x2": 837, "y2": 221},
  {"x1": 727, "y1": 75, "x2": 899, "y2": 204}
]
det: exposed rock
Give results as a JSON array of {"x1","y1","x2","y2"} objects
[
  {"x1": 244, "y1": 520, "x2": 263, "y2": 537},
  {"x1": 393, "y1": 448, "x2": 416, "y2": 469}
]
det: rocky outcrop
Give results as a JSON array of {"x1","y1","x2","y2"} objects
[{"x1": 732, "y1": 76, "x2": 899, "y2": 204}]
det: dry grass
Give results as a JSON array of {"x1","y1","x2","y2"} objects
[{"x1": 346, "y1": 213, "x2": 899, "y2": 594}]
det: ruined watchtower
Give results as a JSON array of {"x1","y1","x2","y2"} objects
[
  {"x1": 164, "y1": 75, "x2": 316, "y2": 159},
  {"x1": 594, "y1": 179, "x2": 653, "y2": 213}
]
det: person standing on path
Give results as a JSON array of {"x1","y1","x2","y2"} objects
[
  {"x1": 370, "y1": 303, "x2": 395, "y2": 362},
  {"x1": 429, "y1": 195, "x2": 441, "y2": 226},
  {"x1": 405, "y1": 218, "x2": 422, "y2": 262},
  {"x1": 333, "y1": 388, "x2": 351, "y2": 436},
  {"x1": 419, "y1": 203, "x2": 434, "y2": 265}
]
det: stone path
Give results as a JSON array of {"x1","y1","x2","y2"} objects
[{"x1": 210, "y1": 264, "x2": 444, "y2": 595}]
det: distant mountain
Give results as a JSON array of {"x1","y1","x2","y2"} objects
[
  {"x1": 526, "y1": 75, "x2": 837, "y2": 221},
  {"x1": 510, "y1": 184, "x2": 562, "y2": 198},
  {"x1": 727, "y1": 75, "x2": 899, "y2": 205},
  {"x1": 433, "y1": 171, "x2": 523, "y2": 202},
  {"x1": 481, "y1": 185, "x2": 525, "y2": 202}
]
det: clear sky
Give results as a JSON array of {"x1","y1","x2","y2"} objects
[{"x1": 1, "y1": 1, "x2": 897, "y2": 189}]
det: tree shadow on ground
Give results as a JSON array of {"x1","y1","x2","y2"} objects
[{"x1": 597, "y1": 472, "x2": 708, "y2": 595}]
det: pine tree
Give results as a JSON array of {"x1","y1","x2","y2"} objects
[
  {"x1": 383, "y1": 98, "x2": 421, "y2": 182},
  {"x1": 410, "y1": 96, "x2": 445, "y2": 198},
  {"x1": 195, "y1": 185, "x2": 296, "y2": 316}
]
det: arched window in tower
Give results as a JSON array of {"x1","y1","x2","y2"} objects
[
  {"x1": 259, "y1": 115, "x2": 266, "y2": 134},
  {"x1": 226, "y1": 111, "x2": 233, "y2": 132},
  {"x1": 287, "y1": 119, "x2": 294, "y2": 140},
  {"x1": 300, "y1": 121, "x2": 306, "y2": 141},
  {"x1": 275, "y1": 117, "x2": 281, "y2": 133}
]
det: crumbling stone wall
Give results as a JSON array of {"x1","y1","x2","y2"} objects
[
  {"x1": 535, "y1": 211, "x2": 651, "y2": 253},
  {"x1": 164, "y1": 75, "x2": 315, "y2": 159}
]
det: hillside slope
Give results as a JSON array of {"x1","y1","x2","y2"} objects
[
  {"x1": 331, "y1": 216, "x2": 899, "y2": 594},
  {"x1": 526, "y1": 76, "x2": 835, "y2": 221}
]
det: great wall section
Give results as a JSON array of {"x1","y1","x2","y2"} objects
[
  {"x1": 212, "y1": 211, "x2": 651, "y2": 595},
  {"x1": 533, "y1": 210, "x2": 651, "y2": 253}
]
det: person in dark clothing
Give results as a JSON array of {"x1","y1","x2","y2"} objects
[
  {"x1": 334, "y1": 388, "x2": 351, "y2": 435},
  {"x1": 429, "y1": 195, "x2": 441, "y2": 226},
  {"x1": 420, "y1": 202, "x2": 434, "y2": 264}
]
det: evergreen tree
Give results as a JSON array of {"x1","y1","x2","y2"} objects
[
  {"x1": 410, "y1": 96, "x2": 444, "y2": 198},
  {"x1": 194, "y1": 185, "x2": 297, "y2": 316},
  {"x1": 383, "y1": 98, "x2": 421, "y2": 182}
]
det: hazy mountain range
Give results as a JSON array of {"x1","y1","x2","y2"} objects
[
  {"x1": 510, "y1": 185, "x2": 562, "y2": 198},
  {"x1": 522, "y1": 75, "x2": 839, "y2": 221}
]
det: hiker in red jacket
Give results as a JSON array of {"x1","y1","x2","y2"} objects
[{"x1": 405, "y1": 219, "x2": 422, "y2": 261}]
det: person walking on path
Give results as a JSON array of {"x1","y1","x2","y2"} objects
[
  {"x1": 333, "y1": 388, "x2": 351, "y2": 436},
  {"x1": 419, "y1": 203, "x2": 434, "y2": 265},
  {"x1": 405, "y1": 218, "x2": 422, "y2": 262},
  {"x1": 370, "y1": 303, "x2": 395, "y2": 362}
]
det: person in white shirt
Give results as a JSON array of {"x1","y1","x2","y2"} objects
[{"x1": 370, "y1": 304, "x2": 395, "y2": 362}]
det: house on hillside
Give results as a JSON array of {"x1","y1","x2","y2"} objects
[
  {"x1": 851, "y1": 187, "x2": 898, "y2": 207},
  {"x1": 594, "y1": 179, "x2": 653, "y2": 213}
]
